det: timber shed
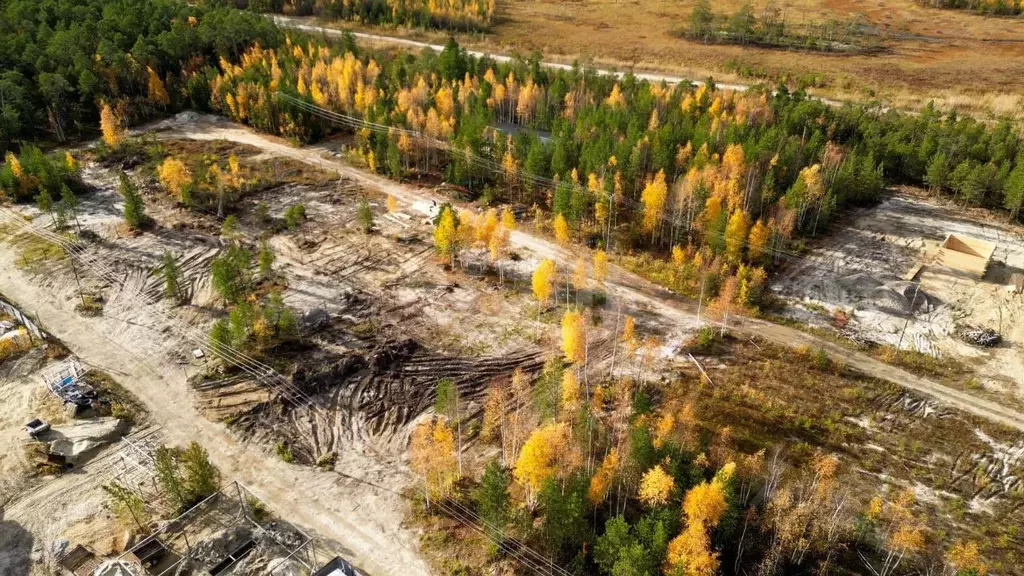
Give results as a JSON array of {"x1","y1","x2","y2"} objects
[{"x1": 935, "y1": 234, "x2": 996, "y2": 281}]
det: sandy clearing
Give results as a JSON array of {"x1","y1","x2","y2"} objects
[
  {"x1": 142, "y1": 114, "x2": 1024, "y2": 431},
  {"x1": 773, "y1": 193, "x2": 1024, "y2": 393},
  {"x1": 0, "y1": 244, "x2": 431, "y2": 576}
]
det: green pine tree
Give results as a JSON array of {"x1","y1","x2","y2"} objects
[
  {"x1": 154, "y1": 446, "x2": 189, "y2": 512},
  {"x1": 180, "y1": 441, "x2": 220, "y2": 501},
  {"x1": 119, "y1": 171, "x2": 147, "y2": 230},
  {"x1": 357, "y1": 198, "x2": 374, "y2": 233},
  {"x1": 475, "y1": 460, "x2": 511, "y2": 548},
  {"x1": 162, "y1": 250, "x2": 183, "y2": 304}
]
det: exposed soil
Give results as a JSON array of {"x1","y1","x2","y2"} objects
[
  {"x1": 4, "y1": 115, "x2": 1024, "y2": 575},
  {"x1": 773, "y1": 190, "x2": 1024, "y2": 398}
]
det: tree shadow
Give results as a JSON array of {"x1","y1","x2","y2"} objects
[{"x1": 0, "y1": 508, "x2": 35, "y2": 575}]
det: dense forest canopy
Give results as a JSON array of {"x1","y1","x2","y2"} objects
[
  {"x1": 216, "y1": 0, "x2": 496, "y2": 30},
  {"x1": 203, "y1": 34, "x2": 1024, "y2": 252},
  {"x1": 0, "y1": 0, "x2": 279, "y2": 149}
]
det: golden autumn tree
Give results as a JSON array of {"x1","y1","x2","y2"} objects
[
  {"x1": 409, "y1": 418, "x2": 458, "y2": 508},
  {"x1": 561, "y1": 310, "x2": 586, "y2": 365},
  {"x1": 587, "y1": 448, "x2": 620, "y2": 505},
  {"x1": 593, "y1": 249, "x2": 608, "y2": 287},
  {"x1": 560, "y1": 369, "x2": 580, "y2": 416},
  {"x1": 553, "y1": 212, "x2": 570, "y2": 245},
  {"x1": 709, "y1": 275, "x2": 740, "y2": 333},
  {"x1": 946, "y1": 541, "x2": 987, "y2": 576},
  {"x1": 653, "y1": 413, "x2": 675, "y2": 449},
  {"x1": 481, "y1": 382, "x2": 506, "y2": 444},
  {"x1": 5, "y1": 152, "x2": 22, "y2": 180},
  {"x1": 746, "y1": 218, "x2": 769, "y2": 263},
  {"x1": 571, "y1": 256, "x2": 587, "y2": 297},
  {"x1": 146, "y1": 67, "x2": 170, "y2": 107},
  {"x1": 158, "y1": 158, "x2": 193, "y2": 201},
  {"x1": 641, "y1": 170, "x2": 668, "y2": 241},
  {"x1": 532, "y1": 258, "x2": 556, "y2": 308},
  {"x1": 666, "y1": 525, "x2": 717, "y2": 576},
  {"x1": 724, "y1": 209, "x2": 750, "y2": 263},
  {"x1": 605, "y1": 84, "x2": 625, "y2": 108},
  {"x1": 489, "y1": 226, "x2": 511, "y2": 284},
  {"x1": 433, "y1": 205, "x2": 460, "y2": 266},
  {"x1": 477, "y1": 208, "x2": 499, "y2": 247},
  {"x1": 99, "y1": 102, "x2": 124, "y2": 148},
  {"x1": 672, "y1": 245, "x2": 686, "y2": 267},
  {"x1": 621, "y1": 315, "x2": 636, "y2": 352},
  {"x1": 514, "y1": 422, "x2": 570, "y2": 507},
  {"x1": 665, "y1": 462, "x2": 734, "y2": 576},
  {"x1": 639, "y1": 464, "x2": 675, "y2": 507},
  {"x1": 501, "y1": 207, "x2": 516, "y2": 230}
]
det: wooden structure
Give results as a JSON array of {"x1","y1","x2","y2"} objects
[
  {"x1": 935, "y1": 234, "x2": 996, "y2": 281},
  {"x1": 57, "y1": 544, "x2": 103, "y2": 576}
]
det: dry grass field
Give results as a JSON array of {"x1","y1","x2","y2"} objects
[{"x1": 325, "y1": 0, "x2": 1024, "y2": 118}]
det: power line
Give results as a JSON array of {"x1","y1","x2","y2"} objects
[
  {"x1": 0, "y1": 203, "x2": 578, "y2": 576},
  {"x1": 276, "y1": 92, "x2": 859, "y2": 276}
]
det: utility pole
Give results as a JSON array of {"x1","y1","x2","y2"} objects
[
  {"x1": 696, "y1": 273, "x2": 706, "y2": 324},
  {"x1": 897, "y1": 283, "x2": 922, "y2": 351},
  {"x1": 66, "y1": 248, "x2": 87, "y2": 308}
]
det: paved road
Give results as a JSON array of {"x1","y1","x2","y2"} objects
[{"x1": 159, "y1": 114, "x2": 1024, "y2": 432}]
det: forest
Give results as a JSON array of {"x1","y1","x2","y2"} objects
[
  {"x1": 917, "y1": 0, "x2": 1022, "y2": 15},
  {"x1": 226, "y1": 0, "x2": 496, "y2": 30},
  {"x1": 1, "y1": 0, "x2": 1022, "y2": 573},
  {"x1": 0, "y1": 0, "x2": 278, "y2": 151},
  {"x1": 198, "y1": 31, "x2": 1024, "y2": 310},
  {"x1": 683, "y1": 0, "x2": 883, "y2": 54}
]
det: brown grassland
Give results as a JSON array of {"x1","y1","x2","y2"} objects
[{"x1": 322, "y1": 0, "x2": 1024, "y2": 119}]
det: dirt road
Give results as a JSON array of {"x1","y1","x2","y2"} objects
[
  {"x1": 159, "y1": 115, "x2": 1024, "y2": 432},
  {"x1": 271, "y1": 15, "x2": 848, "y2": 107},
  {"x1": 0, "y1": 235, "x2": 431, "y2": 576}
]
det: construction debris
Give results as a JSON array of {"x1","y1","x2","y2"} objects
[
  {"x1": 43, "y1": 417, "x2": 127, "y2": 464},
  {"x1": 41, "y1": 357, "x2": 97, "y2": 410},
  {"x1": 956, "y1": 324, "x2": 1002, "y2": 347},
  {"x1": 92, "y1": 560, "x2": 145, "y2": 576},
  {"x1": 25, "y1": 418, "x2": 50, "y2": 438},
  {"x1": 170, "y1": 523, "x2": 308, "y2": 576}
]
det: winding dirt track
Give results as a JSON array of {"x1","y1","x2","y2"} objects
[{"x1": 162, "y1": 115, "x2": 1024, "y2": 432}]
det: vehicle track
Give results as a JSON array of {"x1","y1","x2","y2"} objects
[{"x1": 158, "y1": 115, "x2": 1024, "y2": 432}]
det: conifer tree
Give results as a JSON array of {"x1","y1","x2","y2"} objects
[
  {"x1": 118, "y1": 171, "x2": 146, "y2": 230},
  {"x1": 162, "y1": 250, "x2": 183, "y2": 304},
  {"x1": 475, "y1": 460, "x2": 511, "y2": 546}
]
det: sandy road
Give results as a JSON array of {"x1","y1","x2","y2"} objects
[
  {"x1": 0, "y1": 222, "x2": 431, "y2": 575},
  {"x1": 159, "y1": 115, "x2": 1024, "y2": 432}
]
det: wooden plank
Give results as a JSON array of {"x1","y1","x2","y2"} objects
[{"x1": 903, "y1": 262, "x2": 924, "y2": 281}]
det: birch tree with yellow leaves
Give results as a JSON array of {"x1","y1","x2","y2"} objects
[{"x1": 532, "y1": 258, "x2": 556, "y2": 310}]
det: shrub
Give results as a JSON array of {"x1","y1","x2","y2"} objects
[
  {"x1": 283, "y1": 203, "x2": 306, "y2": 230},
  {"x1": 694, "y1": 325, "x2": 717, "y2": 351},
  {"x1": 811, "y1": 347, "x2": 830, "y2": 371},
  {"x1": 274, "y1": 441, "x2": 293, "y2": 462},
  {"x1": 246, "y1": 495, "x2": 270, "y2": 523}
]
